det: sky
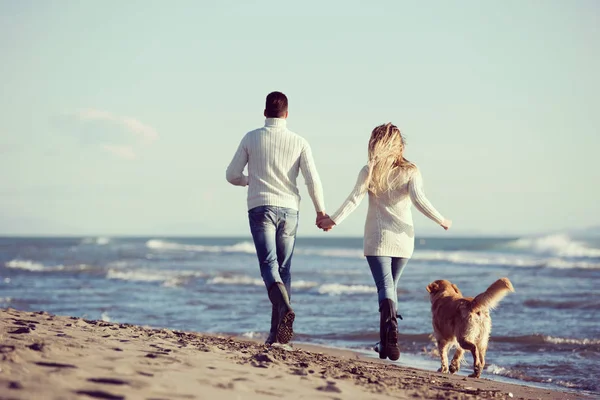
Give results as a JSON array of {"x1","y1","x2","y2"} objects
[{"x1": 1, "y1": 0, "x2": 599, "y2": 237}]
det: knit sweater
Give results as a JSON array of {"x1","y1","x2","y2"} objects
[
  {"x1": 226, "y1": 118, "x2": 325, "y2": 212},
  {"x1": 330, "y1": 165, "x2": 445, "y2": 258}
]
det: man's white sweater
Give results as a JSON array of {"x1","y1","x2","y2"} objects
[{"x1": 226, "y1": 118, "x2": 325, "y2": 212}]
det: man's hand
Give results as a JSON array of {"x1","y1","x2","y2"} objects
[
  {"x1": 315, "y1": 212, "x2": 333, "y2": 232},
  {"x1": 315, "y1": 211, "x2": 328, "y2": 226},
  {"x1": 317, "y1": 216, "x2": 336, "y2": 231},
  {"x1": 441, "y1": 219, "x2": 452, "y2": 231}
]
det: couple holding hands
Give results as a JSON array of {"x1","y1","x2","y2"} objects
[{"x1": 226, "y1": 91, "x2": 451, "y2": 360}]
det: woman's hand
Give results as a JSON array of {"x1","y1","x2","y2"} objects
[{"x1": 441, "y1": 219, "x2": 452, "y2": 231}]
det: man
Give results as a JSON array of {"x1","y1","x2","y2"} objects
[{"x1": 226, "y1": 91, "x2": 326, "y2": 345}]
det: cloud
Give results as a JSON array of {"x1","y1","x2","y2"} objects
[
  {"x1": 62, "y1": 109, "x2": 158, "y2": 159},
  {"x1": 75, "y1": 109, "x2": 158, "y2": 143}
]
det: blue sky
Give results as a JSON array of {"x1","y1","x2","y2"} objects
[{"x1": 1, "y1": 1, "x2": 598, "y2": 237}]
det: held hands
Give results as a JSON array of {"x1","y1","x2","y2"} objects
[
  {"x1": 441, "y1": 219, "x2": 452, "y2": 231},
  {"x1": 316, "y1": 212, "x2": 336, "y2": 232}
]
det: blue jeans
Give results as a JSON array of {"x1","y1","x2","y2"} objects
[
  {"x1": 248, "y1": 206, "x2": 299, "y2": 295},
  {"x1": 366, "y1": 256, "x2": 409, "y2": 311}
]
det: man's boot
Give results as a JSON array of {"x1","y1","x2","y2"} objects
[
  {"x1": 380, "y1": 298, "x2": 400, "y2": 361},
  {"x1": 267, "y1": 282, "x2": 295, "y2": 344},
  {"x1": 265, "y1": 305, "x2": 278, "y2": 345}
]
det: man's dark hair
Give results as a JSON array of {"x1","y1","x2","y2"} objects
[{"x1": 265, "y1": 91, "x2": 288, "y2": 118}]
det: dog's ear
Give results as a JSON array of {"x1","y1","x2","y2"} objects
[
  {"x1": 426, "y1": 282, "x2": 439, "y2": 293},
  {"x1": 451, "y1": 284, "x2": 461, "y2": 295}
]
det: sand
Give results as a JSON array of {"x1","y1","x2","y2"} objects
[{"x1": 0, "y1": 308, "x2": 588, "y2": 400}]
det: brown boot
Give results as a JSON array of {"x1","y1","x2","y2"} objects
[
  {"x1": 268, "y1": 283, "x2": 295, "y2": 344},
  {"x1": 265, "y1": 306, "x2": 278, "y2": 345},
  {"x1": 380, "y1": 299, "x2": 400, "y2": 361}
]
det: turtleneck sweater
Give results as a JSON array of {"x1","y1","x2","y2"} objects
[
  {"x1": 226, "y1": 118, "x2": 325, "y2": 213},
  {"x1": 330, "y1": 165, "x2": 445, "y2": 258}
]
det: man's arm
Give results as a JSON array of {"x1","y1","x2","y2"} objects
[
  {"x1": 225, "y1": 138, "x2": 249, "y2": 187},
  {"x1": 299, "y1": 142, "x2": 326, "y2": 213}
]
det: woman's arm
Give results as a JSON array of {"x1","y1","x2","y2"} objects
[
  {"x1": 408, "y1": 168, "x2": 449, "y2": 228},
  {"x1": 327, "y1": 166, "x2": 370, "y2": 226}
]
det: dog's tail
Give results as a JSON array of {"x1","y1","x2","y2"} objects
[{"x1": 471, "y1": 278, "x2": 514, "y2": 312}]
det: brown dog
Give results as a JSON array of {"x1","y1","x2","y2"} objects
[{"x1": 426, "y1": 278, "x2": 514, "y2": 378}]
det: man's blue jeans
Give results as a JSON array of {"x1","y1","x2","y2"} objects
[
  {"x1": 366, "y1": 256, "x2": 409, "y2": 311},
  {"x1": 248, "y1": 206, "x2": 299, "y2": 295}
]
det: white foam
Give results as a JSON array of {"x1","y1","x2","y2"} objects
[
  {"x1": 207, "y1": 275, "x2": 263, "y2": 286},
  {"x1": 411, "y1": 251, "x2": 600, "y2": 269},
  {"x1": 146, "y1": 239, "x2": 256, "y2": 254},
  {"x1": 106, "y1": 269, "x2": 205, "y2": 284},
  {"x1": 317, "y1": 283, "x2": 375, "y2": 295},
  {"x1": 486, "y1": 364, "x2": 509, "y2": 375},
  {"x1": 107, "y1": 269, "x2": 167, "y2": 282},
  {"x1": 162, "y1": 277, "x2": 191, "y2": 288},
  {"x1": 542, "y1": 336, "x2": 600, "y2": 346},
  {"x1": 509, "y1": 234, "x2": 600, "y2": 258},
  {"x1": 5, "y1": 259, "x2": 64, "y2": 271},
  {"x1": 292, "y1": 280, "x2": 318, "y2": 289},
  {"x1": 241, "y1": 331, "x2": 264, "y2": 339},
  {"x1": 0, "y1": 297, "x2": 11, "y2": 304},
  {"x1": 100, "y1": 312, "x2": 111, "y2": 322}
]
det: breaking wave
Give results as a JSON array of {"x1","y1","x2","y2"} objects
[
  {"x1": 412, "y1": 250, "x2": 600, "y2": 269},
  {"x1": 317, "y1": 284, "x2": 374, "y2": 295},
  {"x1": 4, "y1": 259, "x2": 92, "y2": 272},
  {"x1": 146, "y1": 239, "x2": 256, "y2": 254},
  {"x1": 486, "y1": 364, "x2": 590, "y2": 391},
  {"x1": 507, "y1": 233, "x2": 600, "y2": 258},
  {"x1": 106, "y1": 269, "x2": 206, "y2": 287},
  {"x1": 207, "y1": 275, "x2": 263, "y2": 286},
  {"x1": 144, "y1": 237, "x2": 600, "y2": 270},
  {"x1": 492, "y1": 334, "x2": 600, "y2": 349}
]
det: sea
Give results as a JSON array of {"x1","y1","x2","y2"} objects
[{"x1": 1, "y1": 233, "x2": 599, "y2": 396}]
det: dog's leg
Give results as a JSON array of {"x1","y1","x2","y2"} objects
[
  {"x1": 449, "y1": 347, "x2": 464, "y2": 374},
  {"x1": 436, "y1": 340, "x2": 450, "y2": 373},
  {"x1": 458, "y1": 339, "x2": 481, "y2": 378},
  {"x1": 479, "y1": 330, "x2": 490, "y2": 373}
]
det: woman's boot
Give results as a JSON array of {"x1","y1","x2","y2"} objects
[
  {"x1": 267, "y1": 282, "x2": 295, "y2": 344},
  {"x1": 380, "y1": 298, "x2": 400, "y2": 361}
]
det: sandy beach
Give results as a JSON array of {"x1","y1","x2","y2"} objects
[{"x1": 0, "y1": 308, "x2": 588, "y2": 400}]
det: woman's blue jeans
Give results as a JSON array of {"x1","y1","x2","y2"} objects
[{"x1": 366, "y1": 256, "x2": 409, "y2": 311}]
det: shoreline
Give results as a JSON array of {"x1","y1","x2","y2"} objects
[{"x1": 0, "y1": 308, "x2": 590, "y2": 400}]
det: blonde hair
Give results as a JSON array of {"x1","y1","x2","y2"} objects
[{"x1": 366, "y1": 123, "x2": 414, "y2": 196}]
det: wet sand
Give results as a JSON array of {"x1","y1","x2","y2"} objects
[{"x1": 0, "y1": 308, "x2": 587, "y2": 400}]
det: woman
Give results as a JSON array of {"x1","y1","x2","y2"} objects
[{"x1": 317, "y1": 123, "x2": 451, "y2": 361}]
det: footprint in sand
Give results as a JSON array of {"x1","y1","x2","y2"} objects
[
  {"x1": 75, "y1": 389, "x2": 124, "y2": 400},
  {"x1": 12, "y1": 319, "x2": 39, "y2": 330},
  {"x1": 8, "y1": 327, "x2": 31, "y2": 334},
  {"x1": 9, "y1": 381, "x2": 23, "y2": 389},
  {"x1": 316, "y1": 381, "x2": 342, "y2": 393},
  {"x1": 35, "y1": 361, "x2": 77, "y2": 369},
  {"x1": 28, "y1": 343, "x2": 45, "y2": 351},
  {"x1": 87, "y1": 378, "x2": 129, "y2": 386},
  {"x1": 0, "y1": 345, "x2": 15, "y2": 353}
]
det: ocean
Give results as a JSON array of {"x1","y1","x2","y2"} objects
[{"x1": 1, "y1": 234, "x2": 599, "y2": 396}]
